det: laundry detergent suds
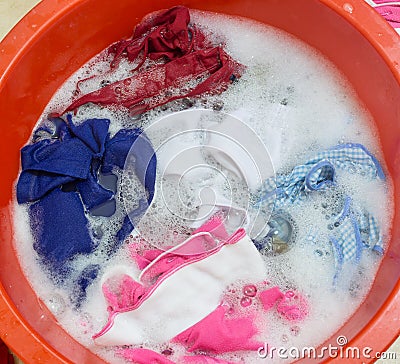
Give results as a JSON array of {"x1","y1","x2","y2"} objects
[{"x1": 12, "y1": 7, "x2": 393, "y2": 364}]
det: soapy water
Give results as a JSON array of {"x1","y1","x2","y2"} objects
[
  {"x1": 11, "y1": 8, "x2": 394, "y2": 364},
  {"x1": 122, "y1": 109, "x2": 276, "y2": 250}
]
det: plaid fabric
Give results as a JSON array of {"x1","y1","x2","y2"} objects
[
  {"x1": 308, "y1": 143, "x2": 384, "y2": 179},
  {"x1": 258, "y1": 143, "x2": 384, "y2": 210},
  {"x1": 256, "y1": 143, "x2": 385, "y2": 282},
  {"x1": 329, "y1": 197, "x2": 363, "y2": 263}
]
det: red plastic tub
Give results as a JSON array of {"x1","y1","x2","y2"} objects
[{"x1": 0, "y1": 0, "x2": 399, "y2": 363}]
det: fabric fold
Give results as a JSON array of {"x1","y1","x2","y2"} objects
[
  {"x1": 93, "y1": 219, "x2": 265, "y2": 346},
  {"x1": 63, "y1": 47, "x2": 244, "y2": 115},
  {"x1": 61, "y1": 6, "x2": 244, "y2": 115}
]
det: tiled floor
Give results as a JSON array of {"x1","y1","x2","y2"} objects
[{"x1": 0, "y1": 1, "x2": 399, "y2": 363}]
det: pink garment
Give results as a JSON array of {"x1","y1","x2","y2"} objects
[
  {"x1": 118, "y1": 347, "x2": 175, "y2": 364},
  {"x1": 182, "y1": 355, "x2": 239, "y2": 364},
  {"x1": 260, "y1": 287, "x2": 309, "y2": 322},
  {"x1": 129, "y1": 245, "x2": 164, "y2": 270},
  {"x1": 259, "y1": 286, "x2": 284, "y2": 311},
  {"x1": 102, "y1": 274, "x2": 146, "y2": 312},
  {"x1": 101, "y1": 215, "x2": 309, "y2": 359},
  {"x1": 119, "y1": 348, "x2": 239, "y2": 364},
  {"x1": 129, "y1": 214, "x2": 230, "y2": 273},
  {"x1": 277, "y1": 290, "x2": 309, "y2": 322},
  {"x1": 173, "y1": 305, "x2": 262, "y2": 353},
  {"x1": 115, "y1": 285, "x2": 309, "y2": 361},
  {"x1": 370, "y1": 1, "x2": 400, "y2": 27},
  {"x1": 102, "y1": 216, "x2": 238, "y2": 313}
]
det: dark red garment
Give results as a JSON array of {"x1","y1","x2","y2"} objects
[
  {"x1": 109, "y1": 6, "x2": 197, "y2": 69},
  {"x1": 0, "y1": 340, "x2": 14, "y2": 364},
  {"x1": 64, "y1": 47, "x2": 243, "y2": 115},
  {"x1": 62, "y1": 6, "x2": 244, "y2": 115}
]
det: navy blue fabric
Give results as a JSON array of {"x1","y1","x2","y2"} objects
[
  {"x1": 116, "y1": 215, "x2": 135, "y2": 245},
  {"x1": 115, "y1": 198, "x2": 150, "y2": 243},
  {"x1": 100, "y1": 128, "x2": 157, "y2": 243},
  {"x1": 101, "y1": 129, "x2": 141, "y2": 173},
  {"x1": 17, "y1": 117, "x2": 110, "y2": 204},
  {"x1": 30, "y1": 188, "x2": 96, "y2": 277},
  {"x1": 19, "y1": 116, "x2": 158, "y2": 302},
  {"x1": 17, "y1": 138, "x2": 92, "y2": 203},
  {"x1": 73, "y1": 264, "x2": 100, "y2": 307},
  {"x1": 66, "y1": 115, "x2": 109, "y2": 157},
  {"x1": 77, "y1": 160, "x2": 114, "y2": 211},
  {"x1": 101, "y1": 128, "x2": 157, "y2": 202}
]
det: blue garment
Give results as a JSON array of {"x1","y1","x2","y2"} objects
[
  {"x1": 17, "y1": 116, "x2": 110, "y2": 205},
  {"x1": 115, "y1": 198, "x2": 150, "y2": 243},
  {"x1": 256, "y1": 143, "x2": 385, "y2": 283},
  {"x1": 328, "y1": 195, "x2": 383, "y2": 283},
  {"x1": 102, "y1": 129, "x2": 157, "y2": 243},
  {"x1": 102, "y1": 128, "x2": 157, "y2": 202},
  {"x1": 18, "y1": 115, "x2": 157, "y2": 303},
  {"x1": 77, "y1": 160, "x2": 114, "y2": 211},
  {"x1": 30, "y1": 188, "x2": 96, "y2": 278},
  {"x1": 258, "y1": 143, "x2": 384, "y2": 209},
  {"x1": 72, "y1": 264, "x2": 100, "y2": 307}
]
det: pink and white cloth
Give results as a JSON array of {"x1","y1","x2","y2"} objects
[
  {"x1": 94, "y1": 216, "x2": 309, "y2": 363},
  {"x1": 94, "y1": 216, "x2": 267, "y2": 346}
]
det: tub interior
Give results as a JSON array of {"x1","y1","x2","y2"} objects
[{"x1": 0, "y1": 0, "x2": 399, "y2": 362}]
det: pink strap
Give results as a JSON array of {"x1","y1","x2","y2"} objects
[{"x1": 139, "y1": 253, "x2": 190, "y2": 286}]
